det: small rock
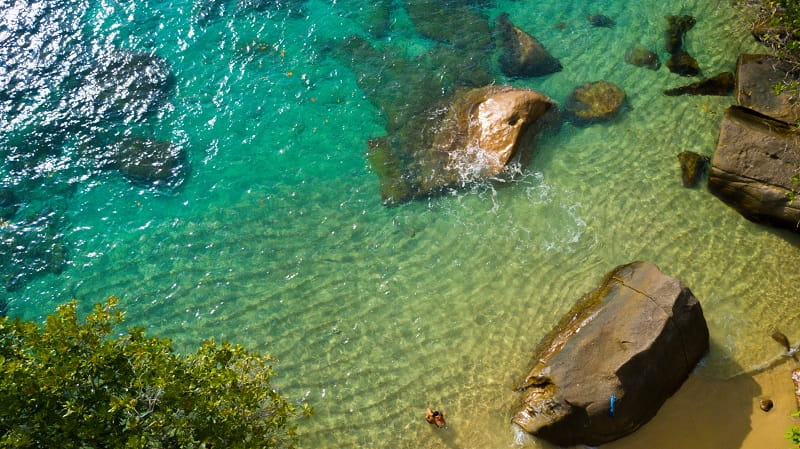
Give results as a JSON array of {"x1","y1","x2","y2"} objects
[
  {"x1": 667, "y1": 51, "x2": 700, "y2": 76},
  {"x1": 99, "y1": 137, "x2": 187, "y2": 185},
  {"x1": 588, "y1": 14, "x2": 615, "y2": 28},
  {"x1": 625, "y1": 46, "x2": 661, "y2": 70},
  {"x1": 677, "y1": 151, "x2": 709, "y2": 188},
  {"x1": 564, "y1": 81, "x2": 627, "y2": 126},
  {"x1": 664, "y1": 72, "x2": 734, "y2": 96},
  {"x1": 759, "y1": 398, "x2": 774, "y2": 412},
  {"x1": 496, "y1": 13, "x2": 562, "y2": 78}
]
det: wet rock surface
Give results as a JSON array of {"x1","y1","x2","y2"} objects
[
  {"x1": 677, "y1": 151, "x2": 709, "y2": 188},
  {"x1": 564, "y1": 81, "x2": 626, "y2": 125},
  {"x1": 513, "y1": 261, "x2": 709, "y2": 447},
  {"x1": 624, "y1": 46, "x2": 661, "y2": 70},
  {"x1": 496, "y1": 12, "x2": 562, "y2": 78},
  {"x1": 666, "y1": 51, "x2": 700, "y2": 77},
  {"x1": 367, "y1": 86, "x2": 558, "y2": 205},
  {"x1": 709, "y1": 106, "x2": 800, "y2": 231},
  {"x1": 664, "y1": 72, "x2": 734, "y2": 96},
  {"x1": 736, "y1": 54, "x2": 800, "y2": 124}
]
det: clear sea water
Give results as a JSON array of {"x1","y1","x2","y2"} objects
[{"x1": 1, "y1": 0, "x2": 796, "y2": 447}]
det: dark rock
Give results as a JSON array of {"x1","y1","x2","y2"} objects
[
  {"x1": 759, "y1": 398, "x2": 774, "y2": 412},
  {"x1": 237, "y1": 0, "x2": 307, "y2": 18},
  {"x1": 79, "y1": 49, "x2": 175, "y2": 123},
  {"x1": 624, "y1": 46, "x2": 661, "y2": 70},
  {"x1": 101, "y1": 137, "x2": 187, "y2": 185},
  {"x1": 664, "y1": 72, "x2": 734, "y2": 96},
  {"x1": 708, "y1": 106, "x2": 800, "y2": 231},
  {"x1": 736, "y1": 54, "x2": 800, "y2": 124},
  {"x1": 588, "y1": 13, "x2": 615, "y2": 28},
  {"x1": 496, "y1": 13, "x2": 562, "y2": 78},
  {"x1": 366, "y1": 85, "x2": 558, "y2": 205},
  {"x1": 666, "y1": 51, "x2": 700, "y2": 76},
  {"x1": 564, "y1": 81, "x2": 627, "y2": 126},
  {"x1": 665, "y1": 14, "x2": 696, "y2": 54},
  {"x1": 0, "y1": 189, "x2": 19, "y2": 220},
  {"x1": 196, "y1": 0, "x2": 231, "y2": 25},
  {"x1": 364, "y1": 0, "x2": 392, "y2": 37},
  {"x1": 677, "y1": 151, "x2": 709, "y2": 187},
  {"x1": 0, "y1": 210, "x2": 68, "y2": 292},
  {"x1": 513, "y1": 261, "x2": 709, "y2": 447},
  {"x1": 405, "y1": 0, "x2": 493, "y2": 54}
]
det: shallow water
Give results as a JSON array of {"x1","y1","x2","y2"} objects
[{"x1": 2, "y1": 0, "x2": 797, "y2": 447}]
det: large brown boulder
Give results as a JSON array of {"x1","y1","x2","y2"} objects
[
  {"x1": 736, "y1": 54, "x2": 800, "y2": 124},
  {"x1": 513, "y1": 261, "x2": 709, "y2": 447},
  {"x1": 564, "y1": 81, "x2": 626, "y2": 125},
  {"x1": 367, "y1": 85, "x2": 558, "y2": 205},
  {"x1": 708, "y1": 106, "x2": 800, "y2": 230},
  {"x1": 496, "y1": 13, "x2": 562, "y2": 78}
]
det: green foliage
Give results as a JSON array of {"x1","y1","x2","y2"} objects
[
  {"x1": 788, "y1": 411, "x2": 800, "y2": 448},
  {"x1": 0, "y1": 297, "x2": 310, "y2": 449}
]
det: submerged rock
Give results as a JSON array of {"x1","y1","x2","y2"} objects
[
  {"x1": 665, "y1": 15, "x2": 696, "y2": 54},
  {"x1": 588, "y1": 13, "x2": 615, "y2": 28},
  {"x1": 367, "y1": 85, "x2": 558, "y2": 205},
  {"x1": 0, "y1": 210, "x2": 68, "y2": 292},
  {"x1": 564, "y1": 81, "x2": 626, "y2": 125},
  {"x1": 404, "y1": 0, "x2": 493, "y2": 54},
  {"x1": 736, "y1": 54, "x2": 800, "y2": 124},
  {"x1": 363, "y1": 0, "x2": 393, "y2": 37},
  {"x1": 666, "y1": 51, "x2": 700, "y2": 77},
  {"x1": 100, "y1": 137, "x2": 187, "y2": 185},
  {"x1": 496, "y1": 13, "x2": 562, "y2": 78},
  {"x1": 0, "y1": 189, "x2": 19, "y2": 220},
  {"x1": 709, "y1": 106, "x2": 800, "y2": 231},
  {"x1": 664, "y1": 72, "x2": 734, "y2": 96},
  {"x1": 513, "y1": 261, "x2": 709, "y2": 447},
  {"x1": 624, "y1": 46, "x2": 661, "y2": 70},
  {"x1": 677, "y1": 151, "x2": 709, "y2": 188},
  {"x1": 78, "y1": 49, "x2": 175, "y2": 123}
]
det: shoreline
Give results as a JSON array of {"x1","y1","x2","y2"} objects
[{"x1": 601, "y1": 357, "x2": 798, "y2": 449}]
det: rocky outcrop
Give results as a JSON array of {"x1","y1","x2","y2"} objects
[
  {"x1": 665, "y1": 15, "x2": 700, "y2": 76},
  {"x1": 736, "y1": 54, "x2": 800, "y2": 124},
  {"x1": 564, "y1": 81, "x2": 626, "y2": 125},
  {"x1": 708, "y1": 106, "x2": 800, "y2": 230},
  {"x1": 677, "y1": 151, "x2": 709, "y2": 187},
  {"x1": 496, "y1": 13, "x2": 562, "y2": 78},
  {"x1": 624, "y1": 46, "x2": 661, "y2": 70},
  {"x1": 588, "y1": 14, "x2": 615, "y2": 28},
  {"x1": 666, "y1": 51, "x2": 700, "y2": 77},
  {"x1": 367, "y1": 85, "x2": 558, "y2": 205},
  {"x1": 513, "y1": 261, "x2": 709, "y2": 447},
  {"x1": 664, "y1": 72, "x2": 734, "y2": 96},
  {"x1": 665, "y1": 15, "x2": 696, "y2": 54}
]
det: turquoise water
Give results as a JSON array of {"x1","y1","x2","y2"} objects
[{"x1": 1, "y1": 0, "x2": 796, "y2": 447}]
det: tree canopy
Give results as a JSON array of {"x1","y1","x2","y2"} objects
[{"x1": 0, "y1": 297, "x2": 310, "y2": 449}]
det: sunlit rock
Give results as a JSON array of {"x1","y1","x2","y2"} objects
[
  {"x1": 564, "y1": 81, "x2": 626, "y2": 126},
  {"x1": 513, "y1": 261, "x2": 709, "y2": 447},
  {"x1": 736, "y1": 54, "x2": 800, "y2": 124},
  {"x1": 496, "y1": 13, "x2": 562, "y2": 78},
  {"x1": 367, "y1": 85, "x2": 558, "y2": 205},
  {"x1": 709, "y1": 106, "x2": 800, "y2": 231}
]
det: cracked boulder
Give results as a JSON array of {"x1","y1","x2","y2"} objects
[
  {"x1": 513, "y1": 261, "x2": 708, "y2": 447},
  {"x1": 708, "y1": 106, "x2": 800, "y2": 231}
]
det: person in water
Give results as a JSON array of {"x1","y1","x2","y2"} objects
[{"x1": 425, "y1": 408, "x2": 446, "y2": 428}]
